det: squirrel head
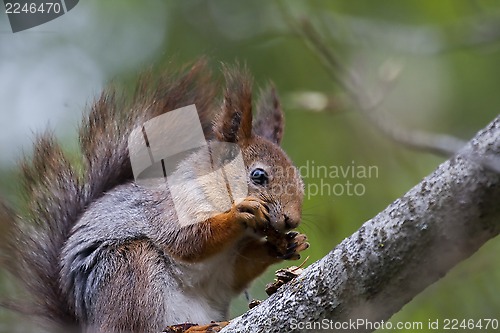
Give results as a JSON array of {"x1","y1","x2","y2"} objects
[
  {"x1": 143, "y1": 65, "x2": 304, "y2": 231},
  {"x1": 213, "y1": 67, "x2": 304, "y2": 232}
]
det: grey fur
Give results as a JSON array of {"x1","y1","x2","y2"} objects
[{"x1": 2, "y1": 62, "x2": 305, "y2": 333}]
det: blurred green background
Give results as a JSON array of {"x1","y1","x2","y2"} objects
[{"x1": 1, "y1": 1, "x2": 499, "y2": 332}]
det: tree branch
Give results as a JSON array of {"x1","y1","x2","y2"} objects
[{"x1": 221, "y1": 115, "x2": 500, "y2": 332}]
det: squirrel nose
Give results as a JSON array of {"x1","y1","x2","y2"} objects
[{"x1": 284, "y1": 214, "x2": 299, "y2": 230}]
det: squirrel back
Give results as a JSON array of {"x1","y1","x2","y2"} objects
[
  {"x1": 0, "y1": 60, "x2": 307, "y2": 332},
  {"x1": 2, "y1": 60, "x2": 218, "y2": 327}
]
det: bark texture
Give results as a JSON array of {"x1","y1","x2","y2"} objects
[{"x1": 221, "y1": 115, "x2": 500, "y2": 333}]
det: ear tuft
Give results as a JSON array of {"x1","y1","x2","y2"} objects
[
  {"x1": 253, "y1": 84, "x2": 284, "y2": 145},
  {"x1": 214, "y1": 64, "x2": 253, "y2": 143}
]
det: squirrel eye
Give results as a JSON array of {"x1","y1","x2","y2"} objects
[{"x1": 250, "y1": 168, "x2": 269, "y2": 186}]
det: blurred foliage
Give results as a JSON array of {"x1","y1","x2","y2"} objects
[{"x1": 1, "y1": 0, "x2": 500, "y2": 332}]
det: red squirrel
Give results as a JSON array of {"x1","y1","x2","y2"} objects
[{"x1": 0, "y1": 60, "x2": 308, "y2": 333}]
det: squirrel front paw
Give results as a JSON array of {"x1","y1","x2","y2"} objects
[
  {"x1": 267, "y1": 231, "x2": 309, "y2": 260},
  {"x1": 233, "y1": 197, "x2": 270, "y2": 233}
]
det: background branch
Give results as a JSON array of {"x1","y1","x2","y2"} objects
[
  {"x1": 315, "y1": 9, "x2": 500, "y2": 55},
  {"x1": 284, "y1": 12, "x2": 500, "y2": 173},
  {"x1": 222, "y1": 116, "x2": 500, "y2": 332},
  {"x1": 296, "y1": 16, "x2": 469, "y2": 158}
]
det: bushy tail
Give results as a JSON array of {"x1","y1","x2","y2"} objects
[{"x1": 0, "y1": 60, "x2": 218, "y2": 329}]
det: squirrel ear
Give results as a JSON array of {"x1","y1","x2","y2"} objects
[
  {"x1": 214, "y1": 65, "x2": 253, "y2": 143},
  {"x1": 253, "y1": 84, "x2": 284, "y2": 145}
]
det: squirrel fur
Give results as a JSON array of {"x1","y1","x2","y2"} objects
[{"x1": 0, "y1": 60, "x2": 307, "y2": 333}]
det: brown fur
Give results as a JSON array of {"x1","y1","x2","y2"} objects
[
  {"x1": 231, "y1": 238, "x2": 282, "y2": 292},
  {"x1": 254, "y1": 85, "x2": 284, "y2": 144}
]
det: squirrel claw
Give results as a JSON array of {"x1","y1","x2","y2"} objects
[
  {"x1": 268, "y1": 231, "x2": 309, "y2": 261},
  {"x1": 234, "y1": 197, "x2": 270, "y2": 233}
]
